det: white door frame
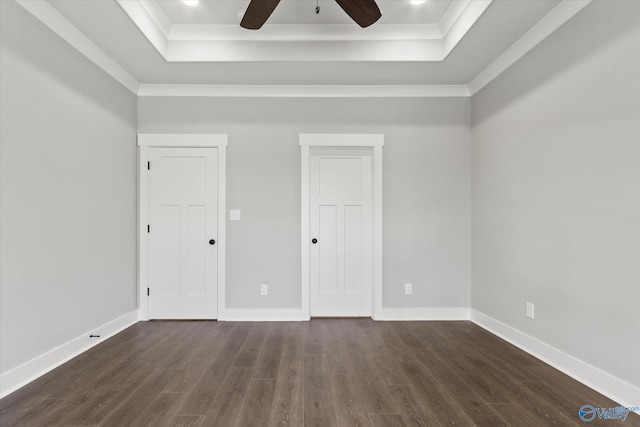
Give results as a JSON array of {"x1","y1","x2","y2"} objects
[
  {"x1": 300, "y1": 134, "x2": 384, "y2": 320},
  {"x1": 138, "y1": 134, "x2": 227, "y2": 321}
]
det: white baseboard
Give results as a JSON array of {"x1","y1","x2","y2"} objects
[
  {"x1": 220, "y1": 308, "x2": 309, "y2": 322},
  {"x1": 381, "y1": 307, "x2": 470, "y2": 321},
  {"x1": 0, "y1": 310, "x2": 139, "y2": 399},
  {"x1": 221, "y1": 307, "x2": 471, "y2": 321},
  {"x1": 470, "y1": 309, "x2": 640, "y2": 412}
]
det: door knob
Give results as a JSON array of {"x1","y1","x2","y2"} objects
[
  {"x1": 209, "y1": 239, "x2": 216, "y2": 245},
  {"x1": 311, "y1": 238, "x2": 318, "y2": 244}
]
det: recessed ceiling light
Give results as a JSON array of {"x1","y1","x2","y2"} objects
[
  {"x1": 410, "y1": 0, "x2": 426, "y2": 5},
  {"x1": 183, "y1": 0, "x2": 199, "y2": 6}
]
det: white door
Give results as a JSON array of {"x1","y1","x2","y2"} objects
[
  {"x1": 310, "y1": 149, "x2": 372, "y2": 316},
  {"x1": 148, "y1": 147, "x2": 218, "y2": 319}
]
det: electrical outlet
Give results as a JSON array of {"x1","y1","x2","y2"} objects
[
  {"x1": 404, "y1": 283, "x2": 412, "y2": 295},
  {"x1": 526, "y1": 302, "x2": 535, "y2": 319},
  {"x1": 260, "y1": 284, "x2": 268, "y2": 296}
]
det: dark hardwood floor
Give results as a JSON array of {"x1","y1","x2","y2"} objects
[{"x1": 1, "y1": 319, "x2": 638, "y2": 426}]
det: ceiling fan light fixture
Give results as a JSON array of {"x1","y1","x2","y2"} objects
[{"x1": 182, "y1": 0, "x2": 199, "y2": 6}]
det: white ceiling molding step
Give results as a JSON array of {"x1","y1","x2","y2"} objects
[
  {"x1": 15, "y1": 0, "x2": 592, "y2": 99},
  {"x1": 116, "y1": 0, "x2": 493, "y2": 62},
  {"x1": 116, "y1": 0, "x2": 169, "y2": 59},
  {"x1": 469, "y1": 0, "x2": 593, "y2": 95},
  {"x1": 15, "y1": 0, "x2": 140, "y2": 94},
  {"x1": 441, "y1": 0, "x2": 492, "y2": 58},
  {"x1": 168, "y1": 23, "x2": 443, "y2": 42},
  {"x1": 136, "y1": 84, "x2": 471, "y2": 98}
]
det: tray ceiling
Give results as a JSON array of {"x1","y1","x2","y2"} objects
[
  {"x1": 114, "y1": 0, "x2": 494, "y2": 62},
  {"x1": 14, "y1": 0, "x2": 593, "y2": 94}
]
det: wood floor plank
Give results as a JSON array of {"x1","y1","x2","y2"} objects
[
  {"x1": 329, "y1": 374, "x2": 371, "y2": 427},
  {"x1": 201, "y1": 367, "x2": 253, "y2": 427},
  {"x1": 401, "y1": 360, "x2": 476, "y2": 427},
  {"x1": 177, "y1": 323, "x2": 251, "y2": 416},
  {"x1": 99, "y1": 368, "x2": 179, "y2": 427},
  {"x1": 340, "y1": 321, "x2": 398, "y2": 415},
  {"x1": 489, "y1": 402, "x2": 553, "y2": 427},
  {"x1": 448, "y1": 352, "x2": 578, "y2": 426},
  {"x1": 40, "y1": 362, "x2": 157, "y2": 426},
  {"x1": 445, "y1": 353, "x2": 514, "y2": 404},
  {"x1": 57, "y1": 326, "x2": 189, "y2": 426},
  {"x1": 233, "y1": 379, "x2": 276, "y2": 427},
  {"x1": 304, "y1": 353, "x2": 337, "y2": 427},
  {"x1": 322, "y1": 320, "x2": 353, "y2": 375},
  {"x1": 173, "y1": 415, "x2": 205, "y2": 426},
  {"x1": 395, "y1": 323, "x2": 509, "y2": 427},
  {"x1": 164, "y1": 323, "x2": 238, "y2": 393},
  {"x1": 368, "y1": 334, "x2": 414, "y2": 386},
  {"x1": 0, "y1": 398, "x2": 65, "y2": 427},
  {"x1": 369, "y1": 413, "x2": 406, "y2": 427},
  {"x1": 268, "y1": 324, "x2": 304, "y2": 427},
  {"x1": 233, "y1": 322, "x2": 270, "y2": 368},
  {"x1": 131, "y1": 391, "x2": 184, "y2": 427},
  {"x1": 387, "y1": 384, "x2": 442, "y2": 427},
  {"x1": 254, "y1": 323, "x2": 286, "y2": 379},
  {"x1": 522, "y1": 380, "x2": 640, "y2": 427}
]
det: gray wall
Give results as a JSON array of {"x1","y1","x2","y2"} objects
[
  {"x1": 138, "y1": 97, "x2": 471, "y2": 310},
  {"x1": 471, "y1": 0, "x2": 640, "y2": 387},
  {"x1": 0, "y1": 2, "x2": 138, "y2": 374}
]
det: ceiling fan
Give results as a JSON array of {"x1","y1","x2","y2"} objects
[{"x1": 240, "y1": 0, "x2": 382, "y2": 30}]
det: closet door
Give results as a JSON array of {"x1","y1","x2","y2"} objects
[
  {"x1": 148, "y1": 147, "x2": 218, "y2": 319},
  {"x1": 309, "y1": 149, "x2": 372, "y2": 317}
]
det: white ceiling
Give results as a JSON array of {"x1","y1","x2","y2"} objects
[{"x1": 16, "y1": 0, "x2": 593, "y2": 94}]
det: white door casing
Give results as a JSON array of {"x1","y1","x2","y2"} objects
[
  {"x1": 138, "y1": 134, "x2": 227, "y2": 320},
  {"x1": 310, "y1": 149, "x2": 372, "y2": 316},
  {"x1": 300, "y1": 134, "x2": 384, "y2": 320}
]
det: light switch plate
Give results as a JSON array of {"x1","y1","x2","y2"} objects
[
  {"x1": 404, "y1": 283, "x2": 412, "y2": 295},
  {"x1": 230, "y1": 209, "x2": 241, "y2": 221},
  {"x1": 526, "y1": 302, "x2": 535, "y2": 319}
]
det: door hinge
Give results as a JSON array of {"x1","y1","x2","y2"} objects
[
  {"x1": 147, "y1": 224, "x2": 150, "y2": 233},
  {"x1": 147, "y1": 161, "x2": 150, "y2": 170},
  {"x1": 147, "y1": 287, "x2": 150, "y2": 296}
]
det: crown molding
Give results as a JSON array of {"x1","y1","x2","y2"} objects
[
  {"x1": 16, "y1": 0, "x2": 592, "y2": 99},
  {"x1": 469, "y1": 0, "x2": 592, "y2": 95},
  {"x1": 118, "y1": 0, "x2": 493, "y2": 62},
  {"x1": 15, "y1": 0, "x2": 140, "y2": 94},
  {"x1": 137, "y1": 84, "x2": 471, "y2": 98},
  {"x1": 168, "y1": 23, "x2": 443, "y2": 42},
  {"x1": 116, "y1": 0, "x2": 168, "y2": 59},
  {"x1": 442, "y1": 0, "x2": 492, "y2": 58}
]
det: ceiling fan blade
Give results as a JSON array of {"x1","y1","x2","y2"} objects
[
  {"x1": 240, "y1": 0, "x2": 282, "y2": 30},
  {"x1": 334, "y1": 0, "x2": 382, "y2": 28}
]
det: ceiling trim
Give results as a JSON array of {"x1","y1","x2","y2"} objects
[
  {"x1": 469, "y1": 0, "x2": 592, "y2": 95},
  {"x1": 117, "y1": 0, "x2": 493, "y2": 62},
  {"x1": 15, "y1": 0, "x2": 140, "y2": 94},
  {"x1": 168, "y1": 23, "x2": 443, "y2": 42},
  {"x1": 442, "y1": 0, "x2": 492, "y2": 59},
  {"x1": 137, "y1": 84, "x2": 471, "y2": 98},
  {"x1": 15, "y1": 0, "x2": 592, "y2": 99}
]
